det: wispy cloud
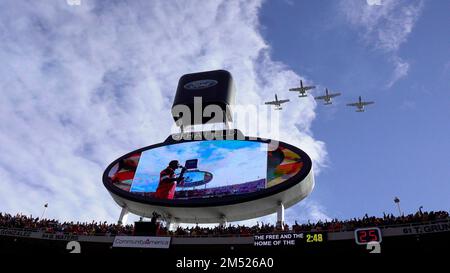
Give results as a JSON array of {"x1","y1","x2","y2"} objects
[
  {"x1": 340, "y1": 0, "x2": 424, "y2": 87},
  {"x1": 0, "y1": 0, "x2": 326, "y2": 223},
  {"x1": 399, "y1": 100, "x2": 416, "y2": 111},
  {"x1": 388, "y1": 56, "x2": 410, "y2": 88},
  {"x1": 444, "y1": 60, "x2": 450, "y2": 75},
  {"x1": 366, "y1": 0, "x2": 382, "y2": 6}
]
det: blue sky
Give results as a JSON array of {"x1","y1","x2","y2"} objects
[
  {"x1": 0, "y1": 0, "x2": 448, "y2": 224},
  {"x1": 259, "y1": 0, "x2": 450, "y2": 219},
  {"x1": 131, "y1": 140, "x2": 267, "y2": 192}
]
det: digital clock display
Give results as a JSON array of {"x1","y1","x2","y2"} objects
[
  {"x1": 354, "y1": 227, "x2": 382, "y2": 245},
  {"x1": 305, "y1": 233, "x2": 325, "y2": 243},
  {"x1": 253, "y1": 232, "x2": 326, "y2": 247}
]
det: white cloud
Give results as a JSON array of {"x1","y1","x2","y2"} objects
[
  {"x1": 388, "y1": 56, "x2": 410, "y2": 88},
  {"x1": 0, "y1": 0, "x2": 327, "y2": 224},
  {"x1": 366, "y1": 0, "x2": 382, "y2": 6},
  {"x1": 340, "y1": 0, "x2": 424, "y2": 87}
]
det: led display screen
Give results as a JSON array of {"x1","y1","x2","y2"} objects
[{"x1": 107, "y1": 139, "x2": 305, "y2": 201}]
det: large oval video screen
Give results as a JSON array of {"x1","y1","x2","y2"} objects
[{"x1": 105, "y1": 139, "x2": 308, "y2": 203}]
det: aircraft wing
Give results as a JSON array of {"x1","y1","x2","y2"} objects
[
  {"x1": 346, "y1": 103, "x2": 359, "y2": 106},
  {"x1": 278, "y1": 99, "x2": 290, "y2": 104},
  {"x1": 362, "y1": 101, "x2": 374, "y2": 106},
  {"x1": 329, "y1": 92, "x2": 341, "y2": 98},
  {"x1": 314, "y1": 95, "x2": 326, "y2": 100},
  {"x1": 289, "y1": 88, "x2": 302, "y2": 92},
  {"x1": 265, "y1": 101, "x2": 277, "y2": 105},
  {"x1": 304, "y1": 86, "x2": 315, "y2": 91}
]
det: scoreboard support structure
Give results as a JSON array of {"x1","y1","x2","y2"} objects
[
  {"x1": 118, "y1": 207, "x2": 129, "y2": 225},
  {"x1": 219, "y1": 215, "x2": 228, "y2": 227},
  {"x1": 277, "y1": 202, "x2": 285, "y2": 230},
  {"x1": 165, "y1": 215, "x2": 180, "y2": 231}
]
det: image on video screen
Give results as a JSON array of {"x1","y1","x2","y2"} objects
[{"x1": 108, "y1": 140, "x2": 304, "y2": 200}]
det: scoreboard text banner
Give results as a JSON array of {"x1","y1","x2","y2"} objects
[{"x1": 254, "y1": 232, "x2": 326, "y2": 247}]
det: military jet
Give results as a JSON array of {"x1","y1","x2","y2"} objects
[
  {"x1": 314, "y1": 88, "x2": 341, "y2": 105},
  {"x1": 346, "y1": 96, "x2": 375, "y2": 112},
  {"x1": 289, "y1": 80, "x2": 316, "y2": 97},
  {"x1": 265, "y1": 94, "x2": 290, "y2": 110}
]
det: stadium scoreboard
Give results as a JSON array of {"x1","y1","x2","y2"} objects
[{"x1": 354, "y1": 227, "x2": 382, "y2": 245}]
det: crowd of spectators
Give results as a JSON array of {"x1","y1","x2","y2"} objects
[
  {"x1": 0, "y1": 210, "x2": 448, "y2": 237},
  {"x1": 291, "y1": 210, "x2": 450, "y2": 233},
  {"x1": 168, "y1": 210, "x2": 449, "y2": 236},
  {"x1": 0, "y1": 213, "x2": 133, "y2": 236}
]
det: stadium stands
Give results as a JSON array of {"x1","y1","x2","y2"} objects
[
  {"x1": 174, "y1": 179, "x2": 266, "y2": 199},
  {"x1": 1, "y1": 210, "x2": 449, "y2": 258},
  {"x1": 0, "y1": 213, "x2": 134, "y2": 236},
  {"x1": 1, "y1": 210, "x2": 448, "y2": 237}
]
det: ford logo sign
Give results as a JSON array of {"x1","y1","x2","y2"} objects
[{"x1": 184, "y1": 79, "x2": 218, "y2": 90}]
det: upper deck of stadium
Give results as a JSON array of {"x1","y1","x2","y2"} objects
[{"x1": 1, "y1": 210, "x2": 449, "y2": 257}]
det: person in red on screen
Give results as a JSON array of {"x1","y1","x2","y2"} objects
[{"x1": 155, "y1": 160, "x2": 186, "y2": 199}]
